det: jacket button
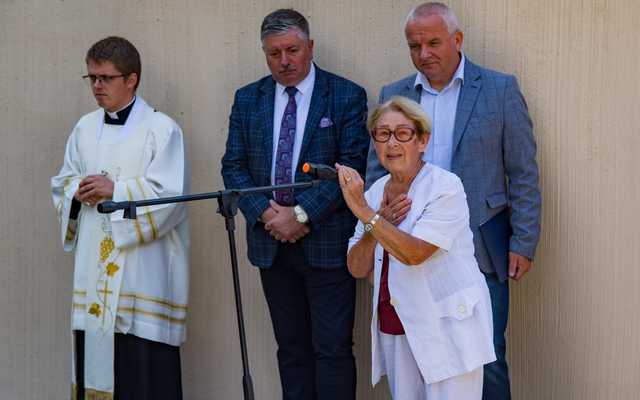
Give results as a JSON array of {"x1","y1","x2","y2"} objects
[{"x1": 390, "y1": 297, "x2": 397, "y2": 306}]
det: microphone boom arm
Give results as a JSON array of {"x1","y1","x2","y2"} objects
[{"x1": 97, "y1": 180, "x2": 321, "y2": 218}]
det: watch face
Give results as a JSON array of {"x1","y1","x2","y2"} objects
[
  {"x1": 364, "y1": 223, "x2": 373, "y2": 232},
  {"x1": 294, "y1": 206, "x2": 308, "y2": 223}
]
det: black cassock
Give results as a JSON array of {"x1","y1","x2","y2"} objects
[{"x1": 74, "y1": 331, "x2": 182, "y2": 400}]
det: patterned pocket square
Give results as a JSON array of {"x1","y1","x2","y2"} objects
[{"x1": 319, "y1": 117, "x2": 333, "y2": 128}]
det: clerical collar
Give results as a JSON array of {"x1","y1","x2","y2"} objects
[{"x1": 104, "y1": 97, "x2": 136, "y2": 125}]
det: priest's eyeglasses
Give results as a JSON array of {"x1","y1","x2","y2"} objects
[
  {"x1": 371, "y1": 125, "x2": 417, "y2": 143},
  {"x1": 82, "y1": 74, "x2": 128, "y2": 85}
]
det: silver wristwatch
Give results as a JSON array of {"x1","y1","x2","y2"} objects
[
  {"x1": 293, "y1": 205, "x2": 309, "y2": 224},
  {"x1": 363, "y1": 213, "x2": 380, "y2": 232}
]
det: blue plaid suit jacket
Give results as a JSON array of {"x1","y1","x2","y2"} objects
[
  {"x1": 221, "y1": 66, "x2": 369, "y2": 269},
  {"x1": 366, "y1": 59, "x2": 541, "y2": 276}
]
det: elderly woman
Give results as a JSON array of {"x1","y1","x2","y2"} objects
[{"x1": 336, "y1": 96, "x2": 496, "y2": 399}]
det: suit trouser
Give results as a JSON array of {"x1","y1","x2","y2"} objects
[
  {"x1": 482, "y1": 272, "x2": 511, "y2": 400},
  {"x1": 259, "y1": 242, "x2": 357, "y2": 400},
  {"x1": 379, "y1": 332, "x2": 483, "y2": 399}
]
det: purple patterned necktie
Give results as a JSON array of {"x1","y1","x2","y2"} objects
[{"x1": 274, "y1": 86, "x2": 298, "y2": 206}]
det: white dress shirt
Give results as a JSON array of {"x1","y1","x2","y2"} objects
[
  {"x1": 271, "y1": 63, "x2": 316, "y2": 184},
  {"x1": 415, "y1": 53, "x2": 465, "y2": 171}
]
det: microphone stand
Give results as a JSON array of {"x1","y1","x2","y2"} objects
[{"x1": 98, "y1": 180, "x2": 321, "y2": 400}]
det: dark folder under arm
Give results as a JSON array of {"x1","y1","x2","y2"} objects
[{"x1": 478, "y1": 207, "x2": 512, "y2": 282}]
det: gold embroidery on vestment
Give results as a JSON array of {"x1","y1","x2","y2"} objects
[
  {"x1": 74, "y1": 302, "x2": 186, "y2": 324},
  {"x1": 135, "y1": 177, "x2": 158, "y2": 240},
  {"x1": 85, "y1": 388, "x2": 114, "y2": 400},
  {"x1": 88, "y1": 303, "x2": 101, "y2": 318},
  {"x1": 105, "y1": 262, "x2": 119, "y2": 277},
  {"x1": 119, "y1": 292, "x2": 188, "y2": 311},
  {"x1": 96, "y1": 277, "x2": 114, "y2": 325},
  {"x1": 65, "y1": 224, "x2": 77, "y2": 242},
  {"x1": 75, "y1": 294, "x2": 187, "y2": 312},
  {"x1": 117, "y1": 307, "x2": 187, "y2": 325},
  {"x1": 125, "y1": 185, "x2": 145, "y2": 244},
  {"x1": 99, "y1": 237, "x2": 115, "y2": 262}
]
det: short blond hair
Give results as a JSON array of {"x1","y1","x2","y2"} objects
[{"x1": 368, "y1": 96, "x2": 432, "y2": 139}]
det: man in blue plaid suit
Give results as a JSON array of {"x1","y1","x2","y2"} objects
[
  {"x1": 365, "y1": 3, "x2": 541, "y2": 399},
  {"x1": 221, "y1": 9, "x2": 369, "y2": 400}
]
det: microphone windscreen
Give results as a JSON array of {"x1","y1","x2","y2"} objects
[
  {"x1": 302, "y1": 162, "x2": 337, "y2": 180},
  {"x1": 97, "y1": 201, "x2": 116, "y2": 214}
]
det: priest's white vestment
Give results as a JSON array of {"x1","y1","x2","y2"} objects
[{"x1": 51, "y1": 97, "x2": 189, "y2": 398}]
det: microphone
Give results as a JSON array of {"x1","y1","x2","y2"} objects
[
  {"x1": 302, "y1": 162, "x2": 337, "y2": 180},
  {"x1": 97, "y1": 201, "x2": 119, "y2": 214}
]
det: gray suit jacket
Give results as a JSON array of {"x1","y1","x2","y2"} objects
[{"x1": 365, "y1": 58, "x2": 541, "y2": 276}]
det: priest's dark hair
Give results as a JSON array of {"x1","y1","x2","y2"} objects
[
  {"x1": 261, "y1": 9, "x2": 310, "y2": 42},
  {"x1": 86, "y1": 36, "x2": 141, "y2": 90}
]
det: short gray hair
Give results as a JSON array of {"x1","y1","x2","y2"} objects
[
  {"x1": 406, "y1": 2, "x2": 460, "y2": 34},
  {"x1": 261, "y1": 9, "x2": 310, "y2": 42}
]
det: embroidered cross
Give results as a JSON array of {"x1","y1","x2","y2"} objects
[{"x1": 97, "y1": 280, "x2": 113, "y2": 324}]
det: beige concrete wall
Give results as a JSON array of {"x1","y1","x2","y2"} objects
[{"x1": 1, "y1": 0, "x2": 638, "y2": 399}]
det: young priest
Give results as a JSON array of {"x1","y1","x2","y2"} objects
[{"x1": 51, "y1": 36, "x2": 190, "y2": 400}]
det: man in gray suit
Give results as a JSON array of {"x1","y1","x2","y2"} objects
[{"x1": 365, "y1": 3, "x2": 541, "y2": 399}]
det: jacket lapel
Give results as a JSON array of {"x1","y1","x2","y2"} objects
[
  {"x1": 297, "y1": 66, "x2": 329, "y2": 171},
  {"x1": 258, "y1": 77, "x2": 276, "y2": 178},
  {"x1": 403, "y1": 75, "x2": 422, "y2": 103},
  {"x1": 451, "y1": 60, "x2": 482, "y2": 156}
]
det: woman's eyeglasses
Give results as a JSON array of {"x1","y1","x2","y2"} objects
[{"x1": 370, "y1": 125, "x2": 417, "y2": 143}]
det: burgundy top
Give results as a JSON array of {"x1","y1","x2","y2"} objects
[{"x1": 378, "y1": 250, "x2": 405, "y2": 335}]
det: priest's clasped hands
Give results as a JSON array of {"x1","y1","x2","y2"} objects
[
  {"x1": 74, "y1": 174, "x2": 114, "y2": 207},
  {"x1": 262, "y1": 200, "x2": 310, "y2": 243}
]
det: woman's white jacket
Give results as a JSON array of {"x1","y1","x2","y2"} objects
[{"x1": 348, "y1": 163, "x2": 496, "y2": 385}]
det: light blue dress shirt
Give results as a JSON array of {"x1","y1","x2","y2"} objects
[{"x1": 415, "y1": 54, "x2": 465, "y2": 172}]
